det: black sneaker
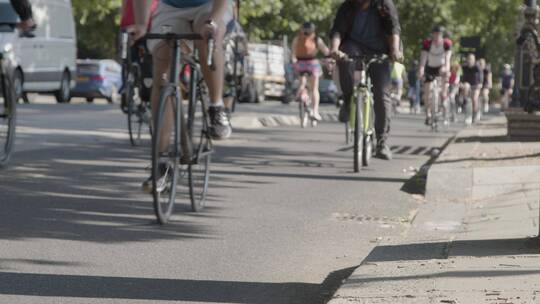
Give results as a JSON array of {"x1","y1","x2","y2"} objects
[
  {"x1": 208, "y1": 106, "x2": 232, "y2": 140},
  {"x1": 142, "y1": 162, "x2": 171, "y2": 194},
  {"x1": 338, "y1": 103, "x2": 350, "y2": 123},
  {"x1": 375, "y1": 141, "x2": 393, "y2": 160}
]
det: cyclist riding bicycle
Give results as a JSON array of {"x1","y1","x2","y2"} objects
[
  {"x1": 499, "y1": 64, "x2": 515, "y2": 111},
  {"x1": 478, "y1": 58, "x2": 492, "y2": 114},
  {"x1": 132, "y1": 0, "x2": 233, "y2": 192},
  {"x1": 330, "y1": 0, "x2": 403, "y2": 161},
  {"x1": 120, "y1": 0, "x2": 159, "y2": 111},
  {"x1": 460, "y1": 53, "x2": 482, "y2": 125},
  {"x1": 291, "y1": 22, "x2": 330, "y2": 122},
  {"x1": 9, "y1": 0, "x2": 36, "y2": 36},
  {"x1": 418, "y1": 25, "x2": 452, "y2": 126}
]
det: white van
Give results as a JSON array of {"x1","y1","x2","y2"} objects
[{"x1": 0, "y1": 0, "x2": 76, "y2": 103}]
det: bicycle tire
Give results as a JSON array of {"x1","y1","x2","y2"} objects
[
  {"x1": 127, "y1": 65, "x2": 151, "y2": 146},
  {"x1": 152, "y1": 85, "x2": 180, "y2": 224},
  {"x1": 362, "y1": 101, "x2": 375, "y2": 167},
  {"x1": 353, "y1": 92, "x2": 364, "y2": 173},
  {"x1": 431, "y1": 80, "x2": 439, "y2": 132},
  {"x1": 0, "y1": 71, "x2": 16, "y2": 166},
  {"x1": 188, "y1": 70, "x2": 212, "y2": 212}
]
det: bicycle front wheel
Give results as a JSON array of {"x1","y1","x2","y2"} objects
[
  {"x1": 0, "y1": 71, "x2": 16, "y2": 166},
  {"x1": 187, "y1": 71, "x2": 212, "y2": 212},
  {"x1": 152, "y1": 85, "x2": 181, "y2": 224},
  {"x1": 353, "y1": 93, "x2": 364, "y2": 173},
  {"x1": 127, "y1": 66, "x2": 151, "y2": 146},
  {"x1": 299, "y1": 99, "x2": 307, "y2": 128}
]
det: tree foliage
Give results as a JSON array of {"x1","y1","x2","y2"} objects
[
  {"x1": 241, "y1": 0, "x2": 524, "y2": 74},
  {"x1": 71, "y1": 0, "x2": 524, "y2": 73},
  {"x1": 72, "y1": 0, "x2": 121, "y2": 59}
]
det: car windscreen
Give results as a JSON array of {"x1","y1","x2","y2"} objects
[{"x1": 77, "y1": 64, "x2": 100, "y2": 75}]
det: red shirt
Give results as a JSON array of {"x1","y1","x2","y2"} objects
[{"x1": 120, "y1": 0, "x2": 159, "y2": 29}]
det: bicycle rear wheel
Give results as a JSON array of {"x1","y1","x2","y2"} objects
[
  {"x1": 353, "y1": 93, "x2": 364, "y2": 173},
  {"x1": 0, "y1": 71, "x2": 16, "y2": 166},
  {"x1": 152, "y1": 85, "x2": 181, "y2": 224},
  {"x1": 187, "y1": 72, "x2": 212, "y2": 212}
]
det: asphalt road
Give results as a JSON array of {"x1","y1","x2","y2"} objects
[{"x1": 0, "y1": 97, "x2": 461, "y2": 303}]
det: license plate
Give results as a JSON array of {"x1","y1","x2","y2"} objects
[{"x1": 77, "y1": 76, "x2": 89, "y2": 82}]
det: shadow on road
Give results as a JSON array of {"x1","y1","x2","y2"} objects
[{"x1": 0, "y1": 271, "x2": 320, "y2": 303}]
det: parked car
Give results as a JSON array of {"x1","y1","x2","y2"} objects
[
  {"x1": 319, "y1": 78, "x2": 340, "y2": 104},
  {"x1": 72, "y1": 60, "x2": 122, "y2": 103},
  {"x1": 0, "y1": 0, "x2": 77, "y2": 103}
]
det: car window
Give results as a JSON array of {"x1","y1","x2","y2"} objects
[
  {"x1": 0, "y1": 3, "x2": 18, "y2": 25},
  {"x1": 78, "y1": 64, "x2": 100, "y2": 74}
]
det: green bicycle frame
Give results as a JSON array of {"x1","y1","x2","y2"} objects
[{"x1": 349, "y1": 78, "x2": 373, "y2": 133}]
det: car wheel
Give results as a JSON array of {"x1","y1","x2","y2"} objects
[
  {"x1": 86, "y1": 97, "x2": 94, "y2": 103},
  {"x1": 55, "y1": 71, "x2": 71, "y2": 103},
  {"x1": 12, "y1": 69, "x2": 23, "y2": 103}
]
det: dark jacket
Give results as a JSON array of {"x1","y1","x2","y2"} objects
[{"x1": 330, "y1": 0, "x2": 401, "y2": 44}]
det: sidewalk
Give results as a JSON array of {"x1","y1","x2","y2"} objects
[{"x1": 329, "y1": 115, "x2": 540, "y2": 304}]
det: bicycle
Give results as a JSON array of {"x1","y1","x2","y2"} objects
[
  {"x1": 146, "y1": 30, "x2": 214, "y2": 224},
  {"x1": 0, "y1": 51, "x2": 16, "y2": 166},
  {"x1": 296, "y1": 71, "x2": 318, "y2": 128},
  {"x1": 342, "y1": 54, "x2": 387, "y2": 172},
  {"x1": 121, "y1": 32, "x2": 153, "y2": 146},
  {"x1": 425, "y1": 75, "x2": 443, "y2": 132}
]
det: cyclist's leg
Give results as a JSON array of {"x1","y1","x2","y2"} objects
[
  {"x1": 472, "y1": 86, "x2": 481, "y2": 120},
  {"x1": 193, "y1": 4, "x2": 231, "y2": 105},
  {"x1": 369, "y1": 59, "x2": 392, "y2": 157},
  {"x1": 150, "y1": 42, "x2": 174, "y2": 152},
  {"x1": 309, "y1": 72, "x2": 321, "y2": 119},
  {"x1": 423, "y1": 80, "x2": 432, "y2": 120},
  {"x1": 337, "y1": 41, "x2": 357, "y2": 123}
]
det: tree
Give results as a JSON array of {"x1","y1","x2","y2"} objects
[{"x1": 72, "y1": 0, "x2": 122, "y2": 59}]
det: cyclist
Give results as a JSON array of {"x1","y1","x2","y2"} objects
[
  {"x1": 418, "y1": 25, "x2": 452, "y2": 126},
  {"x1": 133, "y1": 0, "x2": 232, "y2": 192},
  {"x1": 291, "y1": 22, "x2": 330, "y2": 122},
  {"x1": 407, "y1": 60, "x2": 421, "y2": 114},
  {"x1": 119, "y1": 0, "x2": 158, "y2": 111},
  {"x1": 460, "y1": 53, "x2": 482, "y2": 125},
  {"x1": 330, "y1": 0, "x2": 403, "y2": 161},
  {"x1": 9, "y1": 0, "x2": 36, "y2": 35},
  {"x1": 499, "y1": 64, "x2": 515, "y2": 111},
  {"x1": 448, "y1": 62, "x2": 461, "y2": 122},
  {"x1": 390, "y1": 61, "x2": 405, "y2": 110},
  {"x1": 478, "y1": 58, "x2": 492, "y2": 114}
]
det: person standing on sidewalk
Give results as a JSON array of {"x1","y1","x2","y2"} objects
[{"x1": 330, "y1": 0, "x2": 403, "y2": 160}]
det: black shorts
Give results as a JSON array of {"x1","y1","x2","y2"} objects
[{"x1": 424, "y1": 66, "x2": 442, "y2": 83}]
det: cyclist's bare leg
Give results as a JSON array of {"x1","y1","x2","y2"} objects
[
  {"x1": 151, "y1": 42, "x2": 175, "y2": 153},
  {"x1": 423, "y1": 81, "x2": 433, "y2": 119},
  {"x1": 309, "y1": 73, "x2": 321, "y2": 118},
  {"x1": 194, "y1": 19, "x2": 226, "y2": 104},
  {"x1": 298, "y1": 75, "x2": 307, "y2": 99},
  {"x1": 472, "y1": 86, "x2": 481, "y2": 119}
]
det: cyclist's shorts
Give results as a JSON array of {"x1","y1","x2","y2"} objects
[
  {"x1": 424, "y1": 66, "x2": 441, "y2": 83},
  {"x1": 294, "y1": 59, "x2": 322, "y2": 77},
  {"x1": 148, "y1": 1, "x2": 233, "y2": 53}
]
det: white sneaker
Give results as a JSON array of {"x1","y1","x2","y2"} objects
[
  {"x1": 312, "y1": 112, "x2": 322, "y2": 121},
  {"x1": 465, "y1": 117, "x2": 473, "y2": 125},
  {"x1": 484, "y1": 103, "x2": 490, "y2": 113}
]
